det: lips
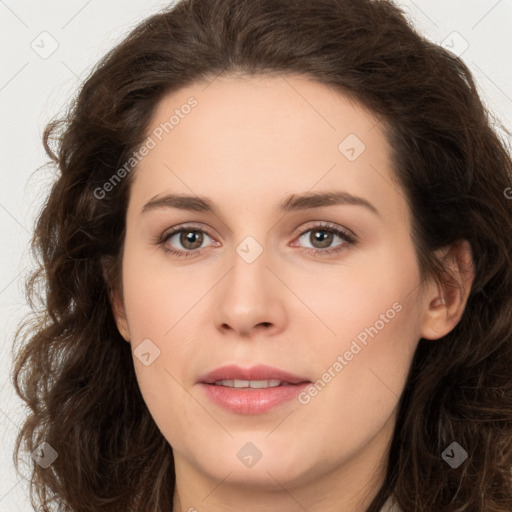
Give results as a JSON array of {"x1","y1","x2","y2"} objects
[
  {"x1": 198, "y1": 364, "x2": 311, "y2": 385},
  {"x1": 198, "y1": 364, "x2": 312, "y2": 414}
]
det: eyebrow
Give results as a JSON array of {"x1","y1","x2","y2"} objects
[{"x1": 141, "y1": 190, "x2": 380, "y2": 217}]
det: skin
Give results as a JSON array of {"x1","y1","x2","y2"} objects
[{"x1": 110, "y1": 74, "x2": 474, "y2": 512}]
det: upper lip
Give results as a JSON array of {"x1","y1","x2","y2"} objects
[{"x1": 198, "y1": 364, "x2": 311, "y2": 385}]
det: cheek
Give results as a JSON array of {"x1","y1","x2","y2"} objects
[
  {"x1": 132, "y1": 357, "x2": 204, "y2": 457},
  {"x1": 119, "y1": 243, "x2": 207, "y2": 441},
  {"x1": 120, "y1": 243, "x2": 192, "y2": 339},
  {"x1": 289, "y1": 246, "x2": 421, "y2": 433},
  {"x1": 289, "y1": 241, "x2": 421, "y2": 355}
]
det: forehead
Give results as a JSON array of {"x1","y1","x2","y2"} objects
[{"x1": 128, "y1": 73, "x2": 406, "y2": 223}]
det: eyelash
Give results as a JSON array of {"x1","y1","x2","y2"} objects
[{"x1": 156, "y1": 222, "x2": 357, "y2": 259}]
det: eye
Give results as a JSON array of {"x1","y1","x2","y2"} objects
[
  {"x1": 292, "y1": 222, "x2": 357, "y2": 257},
  {"x1": 158, "y1": 224, "x2": 218, "y2": 258},
  {"x1": 156, "y1": 221, "x2": 357, "y2": 259}
]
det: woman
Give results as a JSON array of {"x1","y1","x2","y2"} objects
[{"x1": 12, "y1": 0, "x2": 512, "y2": 511}]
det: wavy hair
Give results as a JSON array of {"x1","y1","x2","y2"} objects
[{"x1": 12, "y1": 0, "x2": 512, "y2": 510}]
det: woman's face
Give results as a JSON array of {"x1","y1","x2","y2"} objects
[{"x1": 112, "y1": 74, "x2": 449, "y2": 503}]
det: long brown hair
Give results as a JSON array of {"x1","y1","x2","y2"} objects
[{"x1": 12, "y1": 0, "x2": 512, "y2": 510}]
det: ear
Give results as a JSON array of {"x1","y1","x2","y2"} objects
[
  {"x1": 420, "y1": 239, "x2": 475, "y2": 340},
  {"x1": 109, "y1": 289, "x2": 131, "y2": 343},
  {"x1": 101, "y1": 257, "x2": 131, "y2": 343}
]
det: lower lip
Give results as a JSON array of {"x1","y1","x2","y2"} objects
[{"x1": 199, "y1": 382, "x2": 310, "y2": 414}]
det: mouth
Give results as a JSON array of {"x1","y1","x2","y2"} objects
[
  {"x1": 211, "y1": 379, "x2": 301, "y2": 389},
  {"x1": 198, "y1": 363, "x2": 311, "y2": 386},
  {"x1": 198, "y1": 364, "x2": 312, "y2": 414}
]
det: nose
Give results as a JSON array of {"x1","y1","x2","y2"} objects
[{"x1": 213, "y1": 241, "x2": 287, "y2": 338}]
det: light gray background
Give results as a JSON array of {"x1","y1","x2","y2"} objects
[{"x1": 1, "y1": 1, "x2": 511, "y2": 510}]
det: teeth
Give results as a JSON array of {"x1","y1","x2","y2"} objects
[{"x1": 214, "y1": 379, "x2": 284, "y2": 388}]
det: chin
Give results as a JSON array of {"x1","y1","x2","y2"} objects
[{"x1": 193, "y1": 443, "x2": 317, "y2": 490}]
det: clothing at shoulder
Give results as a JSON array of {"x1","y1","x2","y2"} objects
[{"x1": 378, "y1": 495, "x2": 402, "y2": 512}]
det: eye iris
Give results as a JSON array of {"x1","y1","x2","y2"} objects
[
  {"x1": 181, "y1": 230, "x2": 203, "y2": 249},
  {"x1": 312, "y1": 229, "x2": 333, "y2": 248}
]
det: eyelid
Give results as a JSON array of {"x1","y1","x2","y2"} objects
[
  {"x1": 293, "y1": 220, "x2": 356, "y2": 240},
  {"x1": 157, "y1": 222, "x2": 213, "y2": 242}
]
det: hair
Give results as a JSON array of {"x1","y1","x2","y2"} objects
[{"x1": 11, "y1": 0, "x2": 512, "y2": 510}]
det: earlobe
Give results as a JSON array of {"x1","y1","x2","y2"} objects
[{"x1": 420, "y1": 240, "x2": 475, "y2": 341}]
